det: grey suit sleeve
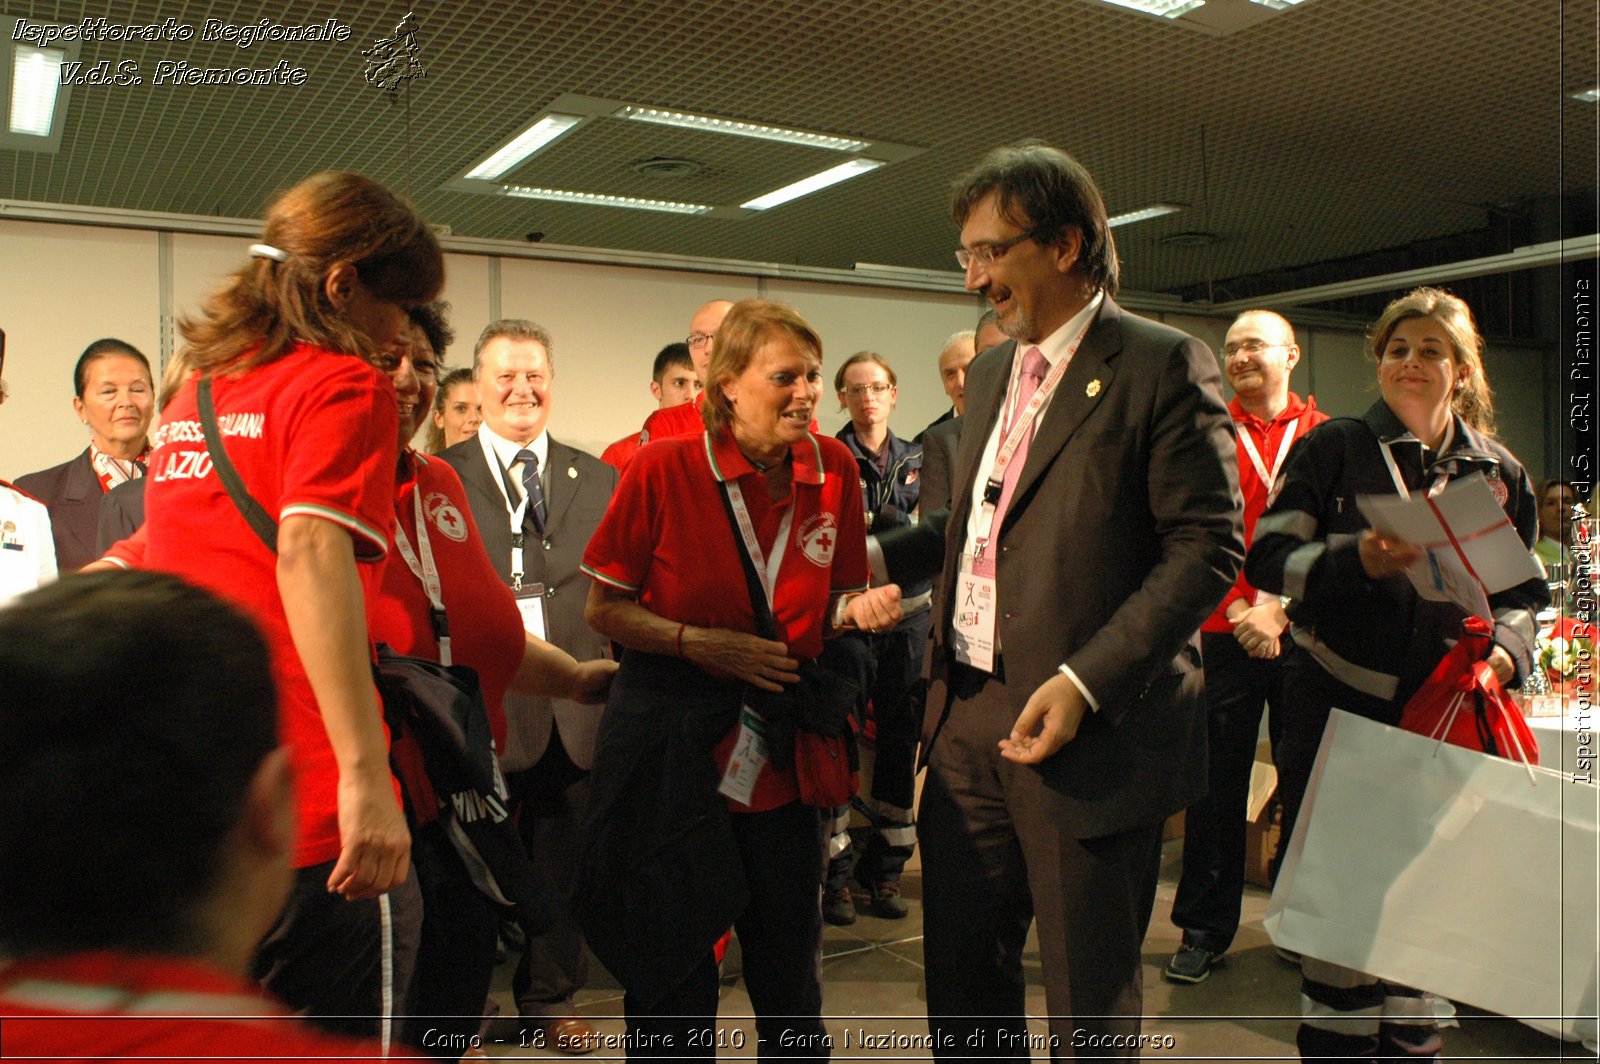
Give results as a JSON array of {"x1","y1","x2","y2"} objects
[{"x1": 1064, "y1": 338, "x2": 1244, "y2": 723}]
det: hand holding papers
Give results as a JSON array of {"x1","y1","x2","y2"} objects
[{"x1": 1357, "y1": 472, "x2": 1543, "y2": 622}]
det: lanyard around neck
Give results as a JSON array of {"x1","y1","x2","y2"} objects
[
  {"x1": 392, "y1": 476, "x2": 452, "y2": 666},
  {"x1": 724, "y1": 479, "x2": 794, "y2": 610},
  {"x1": 1238, "y1": 417, "x2": 1299, "y2": 506},
  {"x1": 973, "y1": 317, "x2": 1094, "y2": 550},
  {"x1": 1378, "y1": 438, "x2": 1449, "y2": 502}
]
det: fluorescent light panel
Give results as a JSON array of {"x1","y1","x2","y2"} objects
[
  {"x1": 465, "y1": 113, "x2": 584, "y2": 180},
  {"x1": 619, "y1": 106, "x2": 867, "y2": 153},
  {"x1": 1248, "y1": 0, "x2": 1310, "y2": 8},
  {"x1": 741, "y1": 158, "x2": 885, "y2": 211},
  {"x1": 10, "y1": 44, "x2": 65, "y2": 135},
  {"x1": 1107, "y1": 203, "x2": 1183, "y2": 227},
  {"x1": 1572, "y1": 87, "x2": 1600, "y2": 104},
  {"x1": 1096, "y1": 0, "x2": 1206, "y2": 18},
  {"x1": 503, "y1": 184, "x2": 712, "y2": 215}
]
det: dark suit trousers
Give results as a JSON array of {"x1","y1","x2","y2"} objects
[
  {"x1": 919, "y1": 665, "x2": 1163, "y2": 1061},
  {"x1": 1169, "y1": 633, "x2": 1288, "y2": 953},
  {"x1": 508, "y1": 726, "x2": 591, "y2": 1016}
]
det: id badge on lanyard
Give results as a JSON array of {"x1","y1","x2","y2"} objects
[
  {"x1": 952, "y1": 554, "x2": 998, "y2": 673},
  {"x1": 515, "y1": 582, "x2": 547, "y2": 640},
  {"x1": 716, "y1": 479, "x2": 793, "y2": 802},
  {"x1": 718, "y1": 706, "x2": 769, "y2": 806}
]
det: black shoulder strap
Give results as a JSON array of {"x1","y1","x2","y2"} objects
[
  {"x1": 197, "y1": 375, "x2": 279, "y2": 553},
  {"x1": 715, "y1": 483, "x2": 780, "y2": 643}
]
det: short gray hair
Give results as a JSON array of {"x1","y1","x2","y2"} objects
[
  {"x1": 472, "y1": 319, "x2": 555, "y2": 378},
  {"x1": 940, "y1": 330, "x2": 976, "y2": 362}
]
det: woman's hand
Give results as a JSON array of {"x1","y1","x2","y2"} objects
[
  {"x1": 1358, "y1": 529, "x2": 1423, "y2": 579},
  {"x1": 565, "y1": 658, "x2": 619, "y2": 704},
  {"x1": 682, "y1": 627, "x2": 799, "y2": 692},
  {"x1": 845, "y1": 584, "x2": 903, "y2": 633},
  {"x1": 1486, "y1": 644, "x2": 1515, "y2": 685},
  {"x1": 329, "y1": 766, "x2": 412, "y2": 900}
]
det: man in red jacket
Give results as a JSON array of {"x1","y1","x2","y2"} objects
[
  {"x1": 1165, "y1": 309, "x2": 1328, "y2": 984},
  {"x1": 600, "y1": 341, "x2": 701, "y2": 469}
]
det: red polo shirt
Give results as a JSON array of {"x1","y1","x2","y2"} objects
[
  {"x1": 583, "y1": 429, "x2": 869, "y2": 810},
  {"x1": 1205, "y1": 392, "x2": 1327, "y2": 632},
  {"x1": 0, "y1": 952, "x2": 412, "y2": 1060}
]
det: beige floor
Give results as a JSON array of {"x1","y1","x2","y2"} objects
[{"x1": 478, "y1": 841, "x2": 1574, "y2": 1061}]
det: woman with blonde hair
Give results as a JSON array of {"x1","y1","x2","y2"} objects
[
  {"x1": 1247, "y1": 286, "x2": 1546, "y2": 1061},
  {"x1": 579, "y1": 299, "x2": 901, "y2": 1058},
  {"x1": 104, "y1": 171, "x2": 443, "y2": 1043}
]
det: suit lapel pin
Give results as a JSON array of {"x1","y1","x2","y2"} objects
[
  {"x1": 567, "y1": 466, "x2": 578, "y2": 479},
  {"x1": 1086, "y1": 379, "x2": 1103, "y2": 397}
]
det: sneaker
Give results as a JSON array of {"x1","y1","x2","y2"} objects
[
  {"x1": 1163, "y1": 944, "x2": 1221, "y2": 984},
  {"x1": 866, "y1": 880, "x2": 908, "y2": 919},
  {"x1": 822, "y1": 888, "x2": 857, "y2": 926}
]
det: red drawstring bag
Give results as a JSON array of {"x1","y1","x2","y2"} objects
[{"x1": 1398, "y1": 616, "x2": 1539, "y2": 765}]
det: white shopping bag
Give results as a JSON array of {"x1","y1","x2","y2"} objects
[{"x1": 1264, "y1": 709, "x2": 1599, "y2": 1044}]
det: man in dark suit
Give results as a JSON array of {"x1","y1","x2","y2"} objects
[
  {"x1": 440, "y1": 319, "x2": 617, "y2": 1053},
  {"x1": 876, "y1": 143, "x2": 1242, "y2": 1057}
]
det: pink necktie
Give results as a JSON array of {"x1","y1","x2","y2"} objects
[{"x1": 972, "y1": 346, "x2": 1049, "y2": 579}]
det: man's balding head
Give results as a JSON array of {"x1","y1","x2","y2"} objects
[
  {"x1": 686, "y1": 300, "x2": 735, "y2": 384},
  {"x1": 938, "y1": 330, "x2": 977, "y2": 415}
]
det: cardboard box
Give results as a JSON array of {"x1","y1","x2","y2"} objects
[{"x1": 1244, "y1": 744, "x2": 1279, "y2": 888}]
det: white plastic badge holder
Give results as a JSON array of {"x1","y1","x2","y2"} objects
[
  {"x1": 951, "y1": 553, "x2": 997, "y2": 673},
  {"x1": 515, "y1": 582, "x2": 547, "y2": 641},
  {"x1": 718, "y1": 707, "x2": 769, "y2": 806}
]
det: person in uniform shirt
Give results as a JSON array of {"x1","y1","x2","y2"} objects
[
  {"x1": 16, "y1": 338, "x2": 154, "y2": 572},
  {"x1": 600, "y1": 342, "x2": 700, "y2": 469},
  {"x1": 367, "y1": 306, "x2": 616, "y2": 1058},
  {"x1": 102, "y1": 170, "x2": 443, "y2": 1043},
  {"x1": 616, "y1": 300, "x2": 735, "y2": 467},
  {"x1": 579, "y1": 299, "x2": 902, "y2": 1058},
  {"x1": 0, "y1": 570, "x2": 405, "y2": 1063},
  {"x1": 1247, "y1": 287, "x2": 1546, "y2": 1062},
  {"x1": 1165, "y1": 309, "x2": 1327, "y2": 985},
  {"x1": 823, "y1": 351, "x2": 931, "y2": 926},
  {"x1": 0, "y1": 354, "x2": 58, "y2": 604}
]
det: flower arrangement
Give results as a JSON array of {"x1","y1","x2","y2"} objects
[{"x1": 1538, "y1": 618, "x2": 1595, "y2": 693}]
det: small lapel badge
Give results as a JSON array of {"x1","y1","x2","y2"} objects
[
  {"x1": 567, "y1": 466, "x2": 578, "y2": 479},
  {"x1": 1086, "y1": 379, "x2": 1103, "y2": 397}
]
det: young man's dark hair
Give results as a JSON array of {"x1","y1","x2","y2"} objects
[
  {"x1": 651, "y1": 341, "x2": 693, "y2": 383},
  {"x1": 0, "y1": 569, "x2": 278, "y2": 956}
]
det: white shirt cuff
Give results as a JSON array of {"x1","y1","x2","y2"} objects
[{"x1": 1057, "y1": 663, "x2": 1100, "y2": 712}]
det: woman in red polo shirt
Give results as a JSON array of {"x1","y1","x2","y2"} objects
[
  {"x1": 366, "y1": 305, "x2": 616, "y2": 1058},
  {"x1": 104, "y1": 172, "x2": 442, "y2": 1043},
  {"x1": 580, "y1": 299, "x2": 901, "y2": 1059}
]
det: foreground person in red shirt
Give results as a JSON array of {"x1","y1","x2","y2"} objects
[
  {"x1": 579, "y1": 299, "x2": 901, "y2": 1059},
  {"x1": 0, "y1": 570, "x2": 408, "y2": 1062}
]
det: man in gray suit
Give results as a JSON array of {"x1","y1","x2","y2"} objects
[
  {"x1": 877, "y1": 143, "x2": 1242, "y2": 1057},
  {"x1": 440, "y1": 319, "x2": 616, "y2": 1053}
]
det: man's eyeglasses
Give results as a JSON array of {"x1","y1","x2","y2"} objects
[
  {"x1": 686, "y1": 332, "x2": 716, "y2": 350},
  {"x1": 1222, "y1": 339, "x2": 1287, "y2": 358},
  {"x1": 842, "y1": 383, "x2": 893, "y2": 398},
  {"x1": 955, "y1": 230, "x2": 1040, "y2": 271}
]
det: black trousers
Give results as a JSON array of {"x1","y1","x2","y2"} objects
[
  {"x1": 253, "y1": 858, "x2": 424, "y2": 1046},
  {"x1": 1169, "y1": 632, "x2": 1289, "y2": 953},
  {"x1": 623, "y1": 801, "x2": 829, "y2": 1062},
  {"x1": 507, "y1": 727, "x2": 591, "y2": 1018},
  {"x1": 401, "y1": 821, "x2": 502, "y2": 1059},
  {"x1": 919, "y1": 670, "x2": 1164, "y2": 1061}
]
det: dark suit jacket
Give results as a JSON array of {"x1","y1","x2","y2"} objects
[
  {"x1": 97, "y1": 476, "x2": 147, "y2": 554},
  {"x1": 441, "y1": 434, "x2": 617, "y2": 773},
  {"x1": 917, "y1": 416, "x2": 961, "y2": 517},
  {"x1": 883, "y1": 296, "x2": 1243, "y2": 838},
  {"x1": 15, "y1": 449, "x2": 102, "y2": 572}
]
